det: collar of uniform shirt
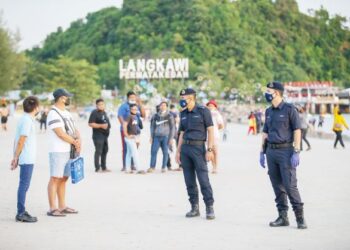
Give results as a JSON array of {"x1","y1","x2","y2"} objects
[
  {"x1": 187, "y1": 104, "x2": 199, "y2": 113},
  {"x1": 272, "y1": 101, "x2": 285, "y2": 110}
]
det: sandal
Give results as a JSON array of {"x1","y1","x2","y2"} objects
[
  {"x1": 60, "y1": 207, "x2": 78, "y2": 214},
  {"x1": 47, "y1": 209, "x2": 66, "y2": 217}
]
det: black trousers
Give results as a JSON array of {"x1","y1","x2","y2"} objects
[
  {"x1": 334, "y1": 131, "x2": 345, "y2": 148},
  {"x1": 301, "y1": 128, "x2": 311, "y2": 150},
  {"x1": 266, "y1": 147, "x2": 304, "y2": 212},
  {"x1": 181, "y1": 144, "x2": 214, "y2": 206},
  {"x1": 40, "y1": 121, "x2": 47, "y2": 130},
  {"x1": 93, "y1": 136, "x2": 109, "y2": 170}
]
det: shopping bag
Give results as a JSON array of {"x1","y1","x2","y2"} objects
[{"x1": 70, "y1": 157, "x2": 84, "y2": 184}]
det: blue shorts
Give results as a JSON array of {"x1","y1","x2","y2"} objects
[{"x1": 49, "y1": 152, "x2": 70, "y2": 178}]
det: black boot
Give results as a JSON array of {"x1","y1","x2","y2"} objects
[
  {"x1": 206, "y1": 206, "x2": 215, "y2": 220},
  {"x1": 186, "y1": 204, "x2": 200, "y2": 218},
  {"x1": 269, "y1": 210, "x2": 289, "y2": 227},
  {"x1": 295, "y1": 209, "x2": 307, "y2": 229}
]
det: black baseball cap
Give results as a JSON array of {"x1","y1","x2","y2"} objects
[
  {"x1": 179, "y1": 88, "x2": 196, "y2": 96},
  {"x1": 53, "y1": 88, "x2": 73, "y2": 99},
  {"x1": 266, "y1": 81, "x2": 284, "y2": 92}
]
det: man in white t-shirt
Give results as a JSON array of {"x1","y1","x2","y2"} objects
[
  {"x1": 46, "y1": 88, "x2": 81, "y2": 217},
  {"x1": 206, "y1": 100, "x2": 224, "y2": 174}
]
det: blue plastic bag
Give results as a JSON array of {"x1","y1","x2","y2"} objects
[{"x1": 70, "y1": 157, "x2": 84, "y2": 184}]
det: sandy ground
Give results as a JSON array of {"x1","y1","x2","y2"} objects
[{"x1": 0, "y1": 115, "x2": 350, "y2": 250}]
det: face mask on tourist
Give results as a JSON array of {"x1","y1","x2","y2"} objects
[
  {"x1": 128, "y1": 100, "x2": 136, "y2": 105},
  {"x1": 64, "y1": 97, "x2": 71, "y2": 106}
]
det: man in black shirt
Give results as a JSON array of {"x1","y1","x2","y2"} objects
[{"x1": 89, "y1": 99, "x2": 111, "y2": 173}]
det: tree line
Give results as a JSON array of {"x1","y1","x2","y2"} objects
[{"x1": 1, "y1": 0, "x2": 349, "y2": 104}]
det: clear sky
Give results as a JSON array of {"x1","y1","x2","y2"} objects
[{"x1": 0, "y1": 0, "x2": 349, "y2": 51}]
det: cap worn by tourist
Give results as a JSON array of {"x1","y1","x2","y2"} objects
[
  {"x1": 206, "y1": 100, "x2": 218, "y2": 108},
  {"x1": 53, "y1": 88, "x2": 73, "y2": 99},
  {"x1": 267, "y1": 81, "x2": 284, "y2": 92},
  {"x1": 179, "y1": 88, "x2": 196, "y2": 96}
]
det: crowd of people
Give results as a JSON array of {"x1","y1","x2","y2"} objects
[
  {"x1": 5, "y1": 83, "x2": 349, "y2": 228},
  {"x1": 9, "y1": 88, "x2": 227, "y2": 222}
]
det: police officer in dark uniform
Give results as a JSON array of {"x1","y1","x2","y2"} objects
[
  {"x1": 176, "y1": 88, "x2": 215, "y2": 220},
  {"x1": 260, "y1": 82, "x2": 307, "y2": 229}
]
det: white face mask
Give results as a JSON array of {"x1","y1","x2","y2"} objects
[{"x1": 128, "y1": 100, "x2": 136, "y2": 105}]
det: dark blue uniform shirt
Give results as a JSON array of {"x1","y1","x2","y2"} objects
[
  {"x1": 263, "y1": 101, "x2": 301, "y2": 144},
  {"x1": 179, "y1": 104, "x2": 213, "y2": 141}
]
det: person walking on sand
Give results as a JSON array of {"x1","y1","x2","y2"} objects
[
  {"x1": 0, "y1": 103, "x2": 10, "y2": 131},
  {"x1": 298, "y1": 106, "x2": 311, "y2": 151},
  {"x1": 206, "y1": 100, "x2": 224, "y2": 174},
  {"x1": 248, "y1": 112, "x2": 257, "y2": 135},
  {"x1": 333, "y1": 105, "x2": 349, "y2": 149},
  {"x1": 39, "y1": 108, "x2": 48, "y2": 132}
]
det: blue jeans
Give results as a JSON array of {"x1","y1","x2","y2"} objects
[
  {"x1": 17, "y1": 164, "x2": 34, "y2": 216},
  {"x1": 150, "y1": 136, "x2": 169, "y2": 169},
  {"x1": 124, "y1": 137, "x2": 140, "y2": 171}
]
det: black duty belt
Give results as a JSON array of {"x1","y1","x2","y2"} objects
[
  {"x1": 267, "y1": 142, "x2": 293, "y2": 149},
  {"x1": 183, "y1": 140, "x2": 205, "y2": 146}
]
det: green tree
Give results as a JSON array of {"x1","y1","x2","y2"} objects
[
  {"x1": 97, "y1": 59, "x2": 120, "y2": 90},
  {"x1": 0, "y1": 18, "x2": 25, "y2": 94},
  {"x1": 24, "y1": 56, "x2": 100, "y2": 105}
]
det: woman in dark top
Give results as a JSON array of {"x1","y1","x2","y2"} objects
[{"x1": 123, "y1": 104, "x2": 145, "y2": 174}]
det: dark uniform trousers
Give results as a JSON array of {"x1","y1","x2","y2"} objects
[
  {"x1": 93, "y1": 136, "x2": 109, "y2": 170},
  {"x1": 181, "y1": 144, "x2": 214, "y2": 206},
  {"x1": 266, "y1": 147, "x2": 304, "y2": 212}
]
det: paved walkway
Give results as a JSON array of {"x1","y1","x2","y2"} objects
[{"x1": 0, "y1": 116, "x2": 349, "y2": 250}]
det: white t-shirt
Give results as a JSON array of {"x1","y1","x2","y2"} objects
[
  {"x1": 47, "y1": 106, "x2": 76, "y2": 153},
  {"x1": 211, "y1": 110, "x2": 224, "y2": 142}
]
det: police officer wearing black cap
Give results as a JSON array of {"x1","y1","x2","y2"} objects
[
  {"x1": 260, "y1": 81, "x2": 307, "y2": 229},
  {"x1": 176, "y1": 88, "x2": 215, "y2": 220}
]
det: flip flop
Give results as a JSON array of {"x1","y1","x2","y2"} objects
[
  {"x1": 47, "y1": 209, "x2": 66, "y2": 217},
  {"x1": 60, "y1": 207, "x2": 78, "y2": 214}
]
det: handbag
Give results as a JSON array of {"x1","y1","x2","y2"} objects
[{"x1": 69, "y1": 157, "x2": 84, "y2": 184}]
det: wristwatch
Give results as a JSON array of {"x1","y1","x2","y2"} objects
[
  {"x1": 207, "y1": 147, "x2": 214, "y2": 152},
  {"x1": 294, "y1": 148, "x2": 301, "y2": 153}
]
